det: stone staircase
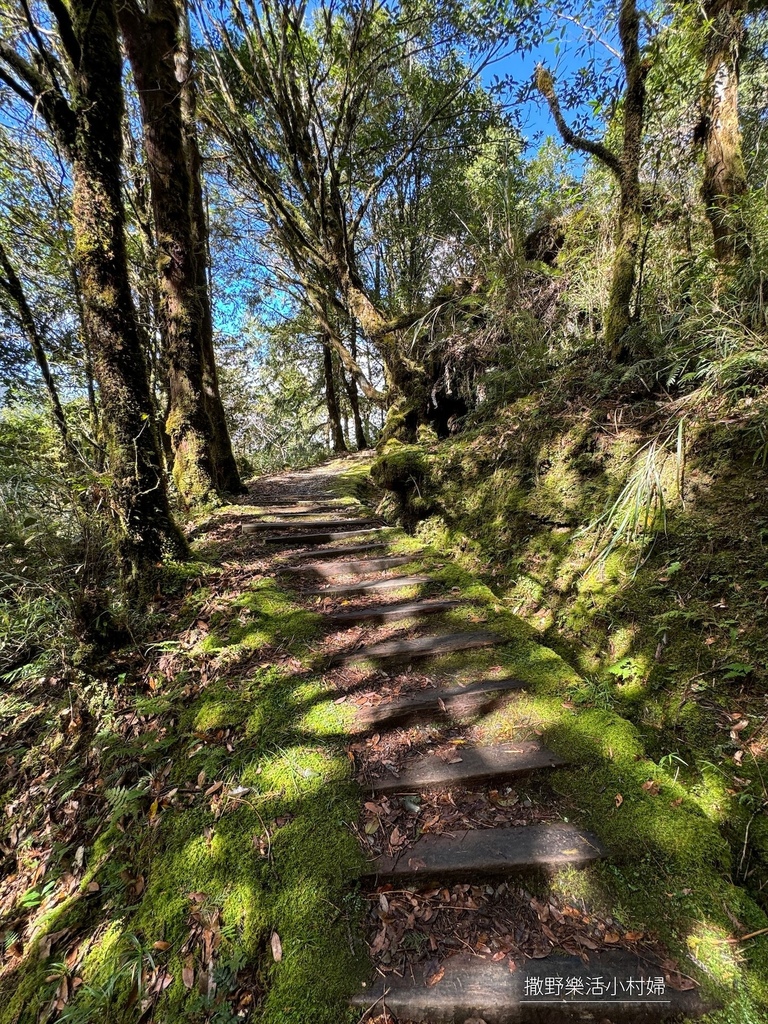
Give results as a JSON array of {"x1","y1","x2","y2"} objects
[{"x1": 240, "y1": 477, "x2": 708, "y2": 1024}]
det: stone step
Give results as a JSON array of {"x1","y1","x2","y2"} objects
[
  {"x1": 308, "y1": 574, "x2": 432, "y2": 595},
  {"x1": 352, "y1": 677, "x2": 527, "y2": 731},
  {"x1": 330, "y1": 630, "x2": 501, "y2": 666},
  {"x1": 284, "y1": 541, "x2": 389, "y2": 561},
  {"x1": 243, "y1": 517, "x2": 380, "y2": 534},
  {"x1": 263, "y1": 528, "x2": 385, "y2": 547},
  {"x1": 250, "y1": 491, "x2": 337, "y2": 499},
  {"x1": 279, "y1": 555, "x2": 416, "y2": 576},
  {"x1": 368, "y1": 741, "x2": 566, "y2": 794},
  {"x1": 324, "y1": 599, "x2": 461, "y2": 627},
  {"x1": 350, "y1": 950, "x2": 707, "y2": 1023},
  {"x1": 362, "y1": 823, "x2": 605, "y2": 881},
  {"x1": 252, "y1": 505, "x2": 348, "y2": 517}
]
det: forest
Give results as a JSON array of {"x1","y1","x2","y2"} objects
[{"x1": 1, "y1": 0, "x2": 768, "y2": 1022}]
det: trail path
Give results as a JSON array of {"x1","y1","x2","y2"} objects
[{"x1": 240, "y1": 459, "x2": 707, "y2": 1024}]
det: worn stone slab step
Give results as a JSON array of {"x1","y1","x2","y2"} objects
[
  {"x1": 363, "y1": 823, "x2": 605, "y2": 880},
  {"x1": 308, "y1": 574, "x2": 431, "y2": 595},
  {"x1": 352, "y1": 677, "x2": 527, "y2": 731},
  {"x1": 243, "y1": 517, "x2": 380, "y2": 534},
  {"x1": 284, "y1": 541, "x2": 389, "y2": 561},
  {"x1": 330, "y1": 630, "x2": 501, "y2": 666},
  {"x1": 369, "y1": 741, "x2": 566, "y2": 794},
  {"x1": 280, "y1": 555, "x2": 416, "y2": 576},
  {"x1": 263, "y1": 528, "x2": 385, "y2": 547},
  {"x1": 324, "y1": 599, "x2": 461, "y2": 627},
  {"x1": 350, "y1": 950, "x2": 707, "y2": 1023}
]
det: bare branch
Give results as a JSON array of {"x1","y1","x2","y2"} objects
[{"x1": 555, "y1": 12, "x2": 622, "y2": 60}]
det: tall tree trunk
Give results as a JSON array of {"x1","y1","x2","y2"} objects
[
  {"x1": 67, "y1": 0, "x2": 187, "y2": 569},
  {"x1": 535, "y1": 0, "x2": 648, "y2": 362},
  {"x1": 177, "y1": 0, "x2": 245, "y2": 493},
  {"x1": 698, "y1": 0, "x2": 750, "y2": 266},
  {"x1": 123, "y1": 116, "x2": 171, "y2": 470},
  {"x1": 604, "y1": 0, "x2": 647, "y2": 361},
  {"x1": 322, "y1": 341, "x2": 348, "y2": 454},
  {"x1": 341, "y1": 322, "x2": 368, "y2": 449},
  {"x1": 119, "y1": 0, "x2": 221, "y2": 507},
  {"x1": 0, "y1": 240, "x2": 73, "y2": 457}
]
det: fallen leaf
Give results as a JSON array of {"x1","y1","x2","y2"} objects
[
  {"x1": 182, "y1": 965, "x2": 194, "y2": 989},
  {"x1": 153, "y1": 971, "x2": 174, "y2": 993},
  {"x1": 153, "y1": 941, "x2": 171, "y2": 951},
  {"x1": 614, "y1": 793, "x2": 623, "y2": 808},
  {"x1": 426, "y1": 965, "x2": 445, "y2": 986},
  {"x1": 670, "y1": 797, "x2": 683, "y2": 808},
  {"x1": 642, "y1": 780, "x2": 660, "y2": 796},
  {"x1": 271, "y1": 932, "x2": 282, "y2": 962}
]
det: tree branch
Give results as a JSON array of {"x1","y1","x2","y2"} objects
[
  {"x1": 0, "y1": 238, "x2": 72, "y2": 453},
  {"x1": 0, "y1": 41, "x2": 76, "y2": 152},
  {"x1": 0, "y1": 66, "x2": 36, "y2": 106},
  {"x1": 44, "y1": 0, "x2": 82, "y2": 65},
  {"x1": 534, "y1": 64, "x2": 622, "y2": 179}
]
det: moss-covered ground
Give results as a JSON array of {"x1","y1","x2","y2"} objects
[
  {"x1": 0, "y1": 502, "x2": 368, "y2": 1024},
  {"x1": 352, "y1": 369, "x2": 768, "y2": 1022}
]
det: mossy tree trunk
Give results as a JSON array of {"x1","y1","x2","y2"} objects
[
  {"x1": 69, "y1": 0, "x2": 187, "y2": 568},
  {"x1": 341, "y1": 323, "x2": 368, "y2": 450},
  {"x1": 336, "y1": 264, "x2": 431, "y2": 432},
  {"x1": 697, "y1": 0, "x2": 750, "y2": 266},
  {"x1": 604, "y1": 0, "x2": 647, "y2": 361},
  {"x1": 122, "y1": 126, "x2": 172, "y2": 470},
  {"x1": 322, "y1": 341, "x2": 348, "y2": 454},
  {"x1": 118, "y1": 0, "x2": 222, "y2": 508},
  {"x1": 177, "y1": 1, "x2": 245, "y2": 493},
  {"x1": 535, "y1": 0, "x2": 648, "y2": 362},
  {"x1": 0, "y1": 0, "x2": 189, "y2": 573}
]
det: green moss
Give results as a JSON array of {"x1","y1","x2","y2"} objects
[
  {"x1": 354, "y1": 423, "x2": 768, "y2": 1018},
  {"x1": 196, "y1": 579, "x2": 319, "y2": 657},
  {"x1": 370, "y1": 440, "x2": 428, "y2": 492},
  {"x1": 0, "y1": 522, "x2": 367, "y2": 1024}
]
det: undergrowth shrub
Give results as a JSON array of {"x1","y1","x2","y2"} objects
[{"x1": 0, "y1": 409, "x2": 119, "y2": 681}]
